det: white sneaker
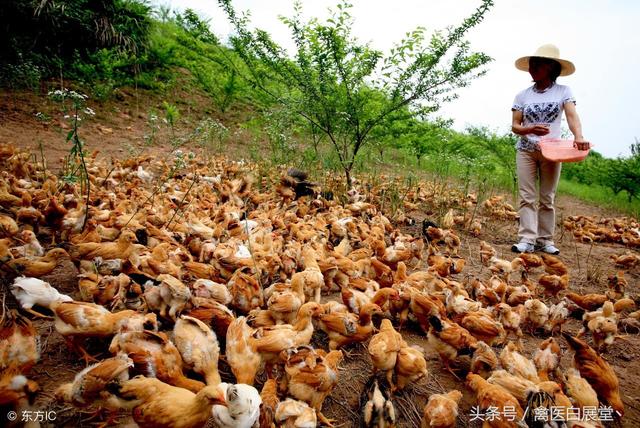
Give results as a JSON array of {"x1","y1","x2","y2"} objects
[
  {"x1": 511, "y1": 242, "x2": 535, "y2": 253},
  {"x1": 536, "y1": 243, "x2": 560, "y2": 255}
]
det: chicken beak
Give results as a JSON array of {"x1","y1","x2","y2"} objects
[{"x1": 214, "y1": 394, "x2": 227, "y2": 407}]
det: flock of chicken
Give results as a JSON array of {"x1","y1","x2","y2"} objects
[{"x1": 0, "y1": 141, "x2": 639, "y2": 428}]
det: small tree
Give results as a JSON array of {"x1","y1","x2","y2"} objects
[{"x1": 218, "y1": 0, "x2": 493, "y2": 186}]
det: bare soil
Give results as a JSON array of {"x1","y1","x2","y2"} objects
[{"x1": 1, "y1": 88, "x2": 639, "y2": 428}]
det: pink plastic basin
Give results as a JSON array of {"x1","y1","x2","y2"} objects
[{"x1": 538, "y1": 138, "x2": 592, "y2": 162}]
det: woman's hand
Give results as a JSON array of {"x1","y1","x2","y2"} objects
[
  {"x1": 529, "y1": 125, "x2": 550, "y2": 136},
  {"x1": 574, "y1": 139, "x2": 590, "y2": 151}
]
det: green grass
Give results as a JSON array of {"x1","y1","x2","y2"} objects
[{"x1": 558, "y1": 179, "x2": 640, "y2": 217}]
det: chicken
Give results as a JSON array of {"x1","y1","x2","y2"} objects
[
  {"x1": 284, "y1": 348, "x2": 343, "y2": 426},
  {"x1": 421, "y1": 389, "x2": 462, "y2": 428},
  {"x1": 184, "y1": 297, "x2": 235, "y2": 344},
  {"x1": 0, "y1": 310, "x2": 39, "y2": 372},
  {"x1": 275, "y1": 398, "x2": 317, "y2": 427},
  {"x1": 538, "y1": 273, "x2": 569, "y2": 297},
  {"x1": 395, "y1": 345, "x2": 429, "y2": 391},
  {"x1": 0, "y1": 213, "x2": 19, "y2": 236},
  {"x1": 5, "y1": 248, "x2": 70, "y2": 278},
  {"x1": 523, "y1": 299, "x2": 549, "y2": 334},
  {"x1": 560, "y1": 367, "x2": 599, "y2": 411},
  {"x1": 55, "y1": 354, "x2": 133, "y2": 414},
  {"x1": 211, "y1": 382, "x2": 262, "y2": 428},
  {"x1": 563, "y1": 332, "x2": 624, "y2": 418},
  {"x1": 486, "y1": 369, "x2": 538, "y2": 404},
  {"x1": 267, "y1": 279, "x2": 305, "y2": 325},
  {"x1": 70, "y1": 230, "x2": 139, "y2": 261},
  {"x1": 11, "y1": 276, "x2": 72, "y2": 318},
  {"x1": 10, "y1": 230, "x2": 43, "y2": 258},
  {"x1": 541, "y1": 253, "x2": 568, "y2": 276},
  {"x1": 228, "y1": 267, "x2": 264, "y2": 314},
  {"x1": 51, "y1": 300, "x2": 157, "y2": 363},
  {"x1": 250, "y1": 302, "x2": 324, "y2": 372},
  {"x1": 290, "y1": 247, "x2": 325, "y2": 303},
  {"x1": 469, "y1": 340, "x2": 498, "y2": 377},
  {"x1": 173, "y1": 315, "x2": 221, "y2": 385},
  {"x1": 607, "y1": 271, "x2": 627, "y2": 300},
  {"x1": 226, "y1": 316, "x2": 262, "y2": 385},
  {"x1": 495, "y1": 303, "x2": 523, "y2": 343},
  {"x1": 345, "y1": 287, "x2": 399, "y2": 315},
  {"x1": 547, "y1": 300, "x2": 569, "y2": 335},
  {"x1": 110, "y1": 376, "x2": 226, "y2": 428},
  {"x1": 460, "y1": 311, "x2": 506, "y2": 346},
  {"x1": 611, "y1": 252, "x2": 640, "y2": 268},
  {"x1": 259, "y1": 379, "x2": 279, "y2": 428},
  {"x1": 499, "y1": 341, "x2": 539, "y2": 383},
  {"x1": 466, "y1": 373, "x2": 524, "y2": 428},
  {"x1": 533, "y1": 338, "x2": 561, "y2": 381},
  {"x1": 109, "y1": 329, "x2": 204, "y2": 393},
  {"x1": 565, "y1": 292, "x2": 609, "y2": 311},
  {"x1": 580, "y1": 301, "x2": 618, "y2": 351},
  {"x1": 155, "y1": 274, "x2": 192, "y2": 320},
  {"x1": 317, "y1": 303, "x2": 382, "y2": 350},
  {"x1": 368, "y1": 319, "x2": 406, "y2": 387},
  {"x1": 0, "y1": 368, "x2": 39, "y2": 418},
  {"x1": 427, "y1": 315, "x2": 478, "y2": 378},
  {"x1": 362, "y1": 378, "x2": 396, "y2": 428},
  {"x1": 514, "y1": 253, "x2": 543, "y2": 271}
]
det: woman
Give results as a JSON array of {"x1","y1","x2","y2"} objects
[{"x1": 511, "y1": 44, "x2": 589, "y2": 255}]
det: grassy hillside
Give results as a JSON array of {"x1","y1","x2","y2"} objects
[{"x1": 1, "y1": 0, "x2": 638, "y2": 216}]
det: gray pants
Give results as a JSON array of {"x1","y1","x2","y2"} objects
[{"x1": 516, "y1": 149, "x2": 562, "y2": 245}]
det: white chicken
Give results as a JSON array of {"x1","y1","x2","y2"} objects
[
  {"x1": 11, "y1": 276, "x2": 72, "y2": 317},
  {"x1": 211, "y1": 383, "x2": 262, "y2": 428}
]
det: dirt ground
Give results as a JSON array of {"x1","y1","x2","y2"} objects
[{"x1": 1, "y1": 88, "x2": 639, "y2": 427}]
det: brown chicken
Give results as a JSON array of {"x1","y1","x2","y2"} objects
[
  {"x1": 565, "y1": 292, "x2": 609, "y2": 311},
  {"x1": 318, "y1": 303, "x2": 382, "y2": 350},
  {"x1": 368, "y1": 319, "x2": 406, "y2": 387},
  {"x1": 466, "y1": 373, "x2": 524, "y2": 428},
  {"x1": 111, "y1": 376, "x2": 226, "y2": 428},
  {"x1": 469, "y1": 340, "x2": 499, "y2": 378},
  {"x1": 538, "y1": 274, "x2": 569, "y2": 297},
  {"x1": 563, "y1": 332, "x2": 624, "y2": 417},
  {"x1": 55, "y1": 354, "x2": 134, "y2": 416},
  {"x1": 108, "y1": 330, "x2": 204, "y2": 393},
  {"x1": 291, "y1": 247, "x2": 325, "y2": 303},
  {"x1": 259, "y1": 379, "x2": 279, "y2": 428},
  {"x1": 499, "y1": 341, "x2": 539, "y2": 383},
  {"x1": 421, "y1": 390, "x2": 462, "y2": 428},
  {"x1": 541, "y1": 253, "x2": 568, "y2": 276},
  {"x1": 228, "y1": 267, "x2": 264, "y2": 314},
  {"x1": 283, "y1": 347, "x2": 344, "y2": 426},
  {"x1": 70, "y1": 230, "x2": 139, "y2": 261},
  {"x1": 0, "y1": 310, "x2": 39, "y2": 373},
  {"x1": 225, "y1": 316, "x2": 262, "y2": 385},
  {"x1": 51, "y1": 300, "x2": 157, "y2": 363},
  {"x1": 173, "y1": 315, "x2": 221, "y2": 385},
  {"x1": 460, "y1": 311, "x2": 506, "y2": 346},
  {"x1": 533, "y1": 337, "x2": 561, "y2": 381},
  {"x1": 395, "y1": 345, "x2": 429, "y2": 391},
  {"x1": 275, "y1": 398, "x2": 317, "y2": 427},
  {"x1": 427, "y1": 315, "x2": 478, "y2": 378},
  {"x1": 5, "y1": 248, "x2": 70, "y2": 277},
  {"x1": 250, "y1": 302, "x2": 324, "y2": 371},
  {"x1": 559, "y1": 367, "x2": 599, "y2": 411}
]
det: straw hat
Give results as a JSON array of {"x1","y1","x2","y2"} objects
[{"x1": 515, "y1": 44, "x2": 575, "y2": 76}]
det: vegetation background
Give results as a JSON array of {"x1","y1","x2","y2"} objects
[{"x1": 1, "y1": 0, "x2": 638, "y2": 216}]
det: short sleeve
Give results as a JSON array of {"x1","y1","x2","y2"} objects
[
  {"x1": 512, "y1": 92, "x2": 524, "y2": 111},
  {"x1": 562, "y1": 85, "x2": 576, "y2": 105}
]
